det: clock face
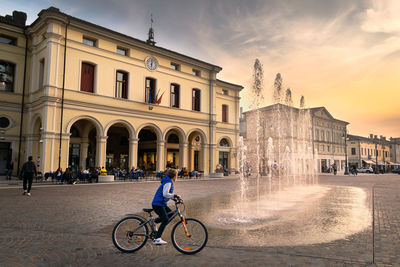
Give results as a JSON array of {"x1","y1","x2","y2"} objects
[{"x1": 145, "y1": 57, "x2": 158, "y2": 70}]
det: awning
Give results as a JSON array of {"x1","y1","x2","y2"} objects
[
  {"x1": 371, "y1": 160, "x2": 385, "y2": 166},
  {"x1": 390, "y1": 162, "x2": 400, "y2": 166},
  {"x1": 362, "y1": 160, "x2": 375, "y2": 165}
]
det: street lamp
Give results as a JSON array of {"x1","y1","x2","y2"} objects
[
  {"x1": 375, "y1": 139, "x2": 379, "y2": 174},
  {"x1": 342, "y1": 131, "x2": 349, "y2": 175}
]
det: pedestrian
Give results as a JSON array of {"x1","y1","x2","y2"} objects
[
  {"x1": 20, "y1": 156, "x2": 37, "y2": 196},
  {"x1": 54, "y1": 167, "x2": 63, "y2": 184},
  {"x1": 333, "y1": 163, "x2": 337, "y2": 175},
  {"x1": 6, "y1": 159, "x2": 14, "y2": 180}
]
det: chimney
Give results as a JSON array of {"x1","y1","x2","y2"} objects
[{"x1": 369, "y1": 134, "x2": 373, "y2": 139}]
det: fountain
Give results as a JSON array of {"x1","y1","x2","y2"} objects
[{"x1": 204, "y1": 59, "x2": 370, "y2": 247}]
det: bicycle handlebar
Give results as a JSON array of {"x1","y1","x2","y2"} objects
[{"x1": 172, "y1": 197, "x2": 184, "y2": 205}]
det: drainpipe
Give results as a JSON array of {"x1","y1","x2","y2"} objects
[
  {"x1": 16, "y1": 27, "x2": 29, "y2": 175},
  {"x1": 58, "y1": 19, "x2": 70, "y2": 170}
]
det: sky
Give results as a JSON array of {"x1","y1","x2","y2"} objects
[{"x1": 3, "y1": 0, "x2": 400, "y2": 138}]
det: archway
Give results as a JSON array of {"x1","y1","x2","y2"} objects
[
  {"x1": 68, "y1": 119, "x2": 99, "y2": 172},
  {"x1": 138, "y1": 127, "x2": 158, "y2": 171},
  {"x1": 105, "y1": 124, "x2": 130, "y2": 171},
  {"x1": 218, "y1": 137, "x2": 231, "y2": 170},
  {"x1": 187, "y1": 130, "x2": 206, "y2": 172},
  {"x1": 164, "y1": 128, "x2": 185, "y2": 169}
]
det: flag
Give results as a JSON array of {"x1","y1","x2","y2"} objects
[{"x1": 155, "y1": 90, "x2": 165, "y2": 104}]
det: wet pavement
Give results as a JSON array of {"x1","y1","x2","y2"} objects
[{"x1": 0, "y1": 174, "x2": 399, "y2": 266}]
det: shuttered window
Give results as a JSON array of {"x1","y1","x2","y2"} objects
[
  {"x1": 170, "y1": 83, "x2": 180, "y2": 108},
  {"x1": 81, "y1": 63, "x2": 94, "y2": 93},
  {"x1": 192, "y1": 89, "x2": 200, "y2": 111},
  {"x1": 222, "y1": 104, "x2": 228, "y2": 123},
  {"x1": 116, "y1": 71, "x2": 128, "y2": 99}
]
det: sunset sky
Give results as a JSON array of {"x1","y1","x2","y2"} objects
[{"x1": 4, "y1": 0, "x2": 400, "y2": 137}]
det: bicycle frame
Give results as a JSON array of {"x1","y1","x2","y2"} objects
[{"x1": 130, "y1": 200, "x2": 189, "y2": 238}]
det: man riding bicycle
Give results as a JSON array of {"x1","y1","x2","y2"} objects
[{"x1": 151, "y1": 168, "x2": 181, "y2": 245}]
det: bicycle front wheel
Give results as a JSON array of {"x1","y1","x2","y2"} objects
[
  {"x1": 171, "y1": 218, "x2": 208, "y2": 254},
  {"x1": 112, "y1": 216, "x2": 148, "y2": 253}
]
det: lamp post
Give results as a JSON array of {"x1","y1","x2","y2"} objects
[
  {"x1": 343, "y1": 131, "x2": 349, "y2": 175},
  {"x1": 375, "y1": 140, "x2": 379, "y2": 174}
]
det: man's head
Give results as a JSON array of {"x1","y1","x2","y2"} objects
[
  {"x1": 28, "y1": 156, "x2": 33, "y2": 161},
  {"x1": 166, "y1": 168, "x2": 178, "y2": 181}
]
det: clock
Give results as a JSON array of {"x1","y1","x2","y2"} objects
[{"x1": 145, "y1": 56, "x2": 158, "y2": 71}]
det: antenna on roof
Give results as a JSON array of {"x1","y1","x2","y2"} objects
[{"x1": 146, "y1": 13, "x2": 156, "y2": 46}]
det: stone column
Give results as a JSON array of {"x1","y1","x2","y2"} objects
[
  {"x1": 202, "y1": 144, "x2": 207, "y2": 174},
  {"x1": 129, "y1": 138, "x2": 138, "y2": 169},
  {"x1": 209, "y1": 143, "x2": 217, "y2": 173},
  {"x1": 157, "y1": 140, "x2": 165, "y2": 171},
  {"x1": 179, "y1": 142, "x2": 188, "y2": 169},
  {"x1": 97, "y1": 136, "x2": 108, "y2": 168},
  {"x1": 80, "y1": 138, "x2": 89, "y2": 170}
]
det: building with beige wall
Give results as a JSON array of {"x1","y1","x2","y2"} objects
[
  {"x1": 0, "y1": 7, "x2": 242, "y2": 176},
  {"x1": 240, "y1": 104, "x2": 348, "y2": 174},
  {"x1": 347, "y1": 134, "x2": 395, "y2": 172}
]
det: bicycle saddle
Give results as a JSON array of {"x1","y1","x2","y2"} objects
[{"x1": 143, "y1": 208, "x2": 153, "y2": 213}]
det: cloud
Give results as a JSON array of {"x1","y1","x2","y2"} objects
[{"x1": 361, "y1": 0, "x2": 400, "y2": 33}]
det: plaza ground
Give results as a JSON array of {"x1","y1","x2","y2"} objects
[{"x1": 0, "y1": 174, "x2": 399, "y2": 266}]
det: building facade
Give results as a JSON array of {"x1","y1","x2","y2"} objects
[
  {"x1": 347, "y1": 134, "x2": 399, "y2": 172},
  {"x1": 310, "y1": 107, "x2": 349, "y2": 173},
  {"x1": 240, "y1": 104, "x2": 348, "y2": 174},
  {"x1": 0, "y1": 7, "x2": 242, "y2": 176}
]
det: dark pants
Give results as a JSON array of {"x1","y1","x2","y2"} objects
[
  {"x1": 23, "y1": 174, "x2": 33, "y2": 193},
  {"x1": 6, "y1": 169, "x2": 12, "y2": 180},
  {"x1": 152, "y1": 205, "x2": 172, "y2": 239}
]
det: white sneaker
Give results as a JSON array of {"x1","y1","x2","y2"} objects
[
  {"x1": 152, "y1": 238, "x2": 167, "y2": 245},
  {"x1": 23, "y1": 190, "x2": 27, "y2": 195},
  {"x1": 27, "y1": 192, "x2": 31, "y2": 196}
]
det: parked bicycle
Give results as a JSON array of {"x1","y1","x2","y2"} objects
[{"x1": 112, "y1": 197, "x2": 207, "y2": 255}]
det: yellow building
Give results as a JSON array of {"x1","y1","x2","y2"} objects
[
  {"x1": 0, "y1": 7, "x2": 242, "y2": 176},
  {"x1": 347, "y1": 134, "x2": 391, "y2": 172}
]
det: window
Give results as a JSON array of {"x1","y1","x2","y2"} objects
[
  {"x1": 82, "y1": 36, "x2": 96, "y2": 47},
  {"x1": 0, "y1": 117, "x2": 10, "y2": 128},
  {"x1": 170, "y1": 62, "x2": 180, "y2": 71},
  {"x1": 192, "y1": 69, "x2": 200, "y2": 77},
  {"x1": 0, "y1": 34, "x2": 17, "y2": 45},
  {"x1": 116, "y1": 47, "x2": 128, "y2": 56},
  {"x1": 222, "y1": 104, "x2": 228, "y2": 123},
  {"x1": 80, "y1": 62, "x2": 95, "y2": 93},
  {"x1": 327, "y1": 131, "x2": 330, "y2": 142},
  {"x1": 145, "y1": 77, "x2": 156, "y2": 103},
  {"x1": 116, "y1": 71, "x2": 128, "y2": 99},
  {"x1": 38, "y1": 59, "x2": 45, "y2": 89},
  {"x1": 315, "y1": 129, "x2": 319, "y2": 141},
  {"x1": 170, "y1": 83, "x2": 180, "y2": 108},
  {"x1": 327, "y1": 146, "x2": 330, "y2": 152},
  {"x1": 321, "y1": 130, "x2": 325, "y2": 141},
  {"x1": 0, "y1": 61, "x2": 15, "y2": 92},
  {"x1": 192, "y1": 89, "x2": 201, "y2": 111},
  {"x1": 219, "y1": 138, "x2": 230, "y2": 147},
  {"x1": 222, "y1": 89, "x2": 228, "y2": 95},
  {"x1": 351, "y1": 148, "x2": 356, "y2": 155}
]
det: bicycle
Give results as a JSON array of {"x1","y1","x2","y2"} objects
[{"x1": 112, "y1": 198, "x2": 208, "y2": 255}]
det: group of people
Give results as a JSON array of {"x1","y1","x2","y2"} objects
[{"x1": 52, "y1": 167, "x2": 100, "y2": 184}]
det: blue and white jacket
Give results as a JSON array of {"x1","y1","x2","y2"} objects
[{"x1": 152, "y1": 176, "x2": 174, "y2": 207}]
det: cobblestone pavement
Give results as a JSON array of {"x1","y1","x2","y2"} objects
[{"x1": 0, "y1": 174, "x2": 399, "y2": 266}]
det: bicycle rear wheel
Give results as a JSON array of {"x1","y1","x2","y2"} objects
[
  {"x1": 112, "y1": 216, "x2": 148, "y2": 253},
  {"x1": 171, "y1": 218, "x2": 208, "y2": 254}
]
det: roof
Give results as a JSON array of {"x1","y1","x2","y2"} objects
[
  {"x1": 242, "y1": 104, "x2": 349, "y2": 125},
  {"x1": 216, "y1": 79, "x2": 244, "y2": 90},
  {"x1": 29, "y1": 7, "x2": 222, "y2": 72}
]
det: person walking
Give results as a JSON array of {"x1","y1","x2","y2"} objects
[
  {"x1": 20, "y1": 156, "x2": 37, "y2": 196},
  {"x1": 6, "y1": 159, "x2": 14, "y2": 180}
]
